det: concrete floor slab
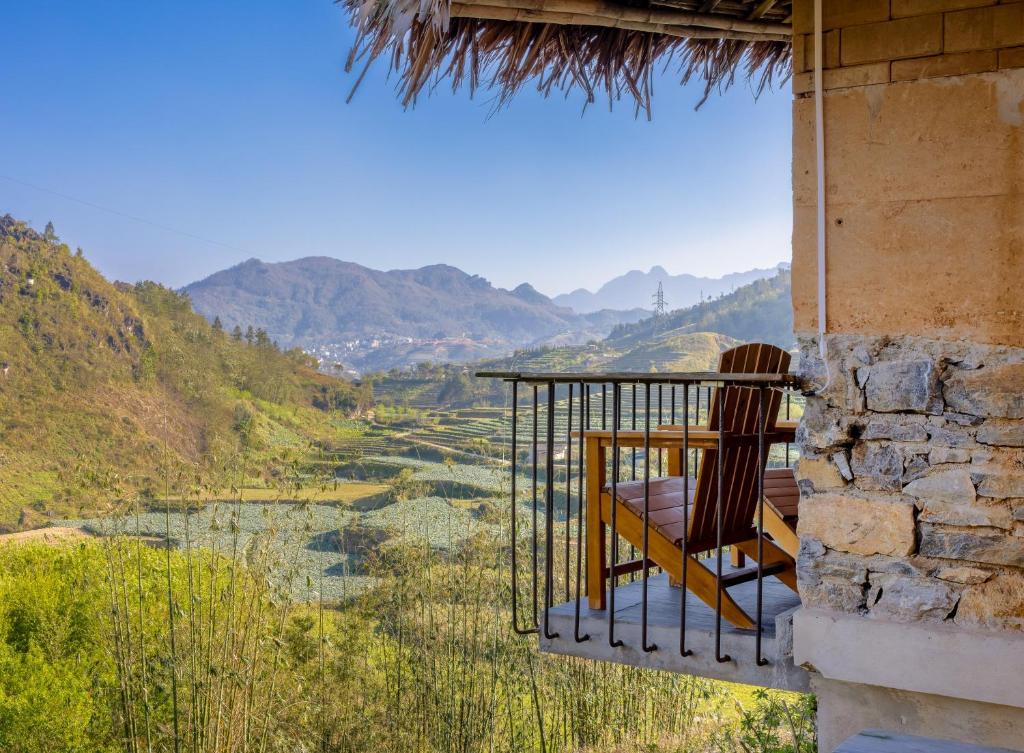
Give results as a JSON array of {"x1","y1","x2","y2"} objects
[{"x1": 540, "y1": 571, "x2": 808, "y2": 691}]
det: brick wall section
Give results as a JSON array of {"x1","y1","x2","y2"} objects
[{"x1": 792, "y1": 0, "x2": 1024, "y2": 95}]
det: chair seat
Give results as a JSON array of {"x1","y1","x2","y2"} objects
[
  {"x1": 763, "y1": 468, "x2": 799, "y2": 526},
  {"x1": 608, "y1": 477, "x2": 697, "y2": 544},
  {"x1": 609, "y1": 469, "x2": 800, "y2": 544}
]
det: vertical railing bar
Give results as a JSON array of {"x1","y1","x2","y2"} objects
[
  {"x1": 574, "y1": 380, "x2": 590, "y2": 642},
  {"x1": 670, "y1": 384, "x2": 676, "y2": 425},
  {"x1": 601, "y1": 384, "x2": 607, "y2": 431},
  {"x1": 642, "y1": 382, "x2": 657, "y2": 652},
  {"x1": 756, "y1": 386, "x2": 767, "y2": 665},
  {"x1": 564, "y1": 384, "x2": 573, "y2": 603},
  {"x1": 586, "y1": 384, "x2": 592, "y2": 430},
  {"x1": 532, "y1": 385, "x2": 539, "y2": 627},
  {"x1": 510, "y1": 381, "x2": 537, "y2": 635},
  {"x1": 715, "y1": 378, "x2": 730, "y2": 663},
  {"x1": 543, "y1": 381, "x2": 559, "y2": 639},
  {"x1": 631, "y1": 384, "x2": 637, "y2": 481},
  {"x1": 629, "y1": 383, "x2": 637, "y2": 577},
  {"x1": 657, "y1": 384, "x2": 663, "y2": 476},
  {"x1": 609, "y1": 382, "x2": 623, "y2": 648},
  {"x1": 680, "y1": 381, "x2": 692, "y2": 656}
]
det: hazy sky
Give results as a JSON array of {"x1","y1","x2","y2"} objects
[{"x1": 2, "y1": 1, "x2": 792, "y2": 297}]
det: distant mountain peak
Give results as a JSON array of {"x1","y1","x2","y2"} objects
[
  {"x1": 553, "y1": 263, "x2": 788, "y2": 314},
  {"x1": 511, "y1": 282, "x2": 549, "y2": 305}
]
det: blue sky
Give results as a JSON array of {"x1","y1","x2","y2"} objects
[{"x1": 1, "y1": 1, "x2": 792, "y2": 296}]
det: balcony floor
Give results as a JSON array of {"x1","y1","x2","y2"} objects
[{"x1": 540, "y1": 570, "x2": 808, "y2": 691}]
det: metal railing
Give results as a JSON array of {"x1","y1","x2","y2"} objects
[{"x1": 477, "y1": 370, "x2": 800, "y2": 666}]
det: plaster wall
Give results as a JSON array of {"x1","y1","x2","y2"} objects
[
  {"x1": 788, "y1": 2, "x2": 1024, "y2": 749},
  {"x1": 791, "y1": 9, "x2": 1024, "y2": 344}
]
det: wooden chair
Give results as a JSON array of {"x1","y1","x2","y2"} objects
[{"x1": 589, "y1": 343, "x2": 799, "y2": 630}]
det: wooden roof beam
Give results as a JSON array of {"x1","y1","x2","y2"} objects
[
  {"x1": 462, "y1": 0, "x2": 792, "y2": 34},
  {"x1": 451, "y1": 3, "x2": 790, "y2": 40},
  {"x1": 749, "y1": 0, "x2": 778, "y2": 19}
]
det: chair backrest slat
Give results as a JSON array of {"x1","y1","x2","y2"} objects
[{"x1": 688, "y1": 343, "x2": 791, "y2": 548}]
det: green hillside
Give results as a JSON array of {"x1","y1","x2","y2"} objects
[
  {"x1": 607, "y1": 269, "x2": 794, "y2": 350},
  {"x1": 0, "y1": 216, "x2": 369, "y2": 529}
]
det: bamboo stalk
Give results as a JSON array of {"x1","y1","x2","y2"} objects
[
  {"x1": 450, "y1": 3, "x2": 789, "y2": 41},
  {"x1": 450, "y1": 0, "x2": 791, "y2": 35}
]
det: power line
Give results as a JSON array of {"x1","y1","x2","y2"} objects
[{"x1": 0, "y1": 173, "x2": 252, "y2": 255}]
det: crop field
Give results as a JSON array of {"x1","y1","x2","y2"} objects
[{"x1": 61, "y1": 491, "x2": 496, "y2": 600}]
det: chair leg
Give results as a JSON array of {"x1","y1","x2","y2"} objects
[
  {"x1": 677, "y1": 555, "x2": 756, "y2": 630},
  {"x1": 730, "y1": 547, "x2": 746, "y2": 567},
  {"x1": 734, "y1": 538, "x2": 798, "y2": 592},
  {"x1": 586, "y1": 441, "x2": 606, "y2": 610}
]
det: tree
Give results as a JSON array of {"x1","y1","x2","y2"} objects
[
  {"x1": 43, "y1": 221, "x2": 57, "y2": 243},
  {"x1": 245, "y1": 326, "x2": 254, "y2": 345},
  {"x1": 212, "y1": 316, "x2": 223, "y2": 333},
  {"x1": 231, "y1": 325, "x2": 243, "y2": 341}
]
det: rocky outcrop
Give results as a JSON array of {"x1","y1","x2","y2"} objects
[{"x1": 796, "y1": 335, "x2": 1024, "y2": 632}]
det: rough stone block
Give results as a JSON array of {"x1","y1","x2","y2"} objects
[
  {"x1": 919, "y1": 497, "x2": 1013, "y2": 530},
  {"x1": 974, "y1": 470, "x2": 1024, "y2": 499},
  {"x1": 904, "y1": 467, "x2": 977, "y2": 506},
  {"x1": 929, "y1": 447, "x2": 972, "y2": 465},
  {"x1": 926, "y1": 425, "x2": 976, "y2": 448},
  {"x1": 977, "y1": 419, "x2": 1024, "y2": 447},
  {"x1": 842, "y1": 16, "x2": 943, "y2": 66},
  {"x1": 799, "y1": 494, "x2": 917, "y2": 557},
  {"x1": 945, "y1": 4, "x2": 1024, "y2": 52},
  {"x1": 867, "y1": 573, "x2": 960, "y2": 621},
  {"x1": 851, "y1": 442, "x2": 904, "y2": 491},
  {"x1": 861, "y1": 414, "x2": 930, "y2": 441},
  {"x1": 971, "y1": 448, "x2": 1024, "y2": 499},
  {"x1": 797, "y1": 399, "x2": 849, "y2": 451},
  {"x1": 892, "y1": 0, "x2": 995, "y2": 18},
  {"x1": 934, "y1": 565, "x2": 993, "y2": 585},
  {"x1": 920, "y1": 524, "x2": 1024, "y2": 567},
  {"x1": 956, "y1": 570, "x2": 1024, "y2": 631},
  {"x1": 891, "y1": 50, "x2": 998, "y2": 81},
  {"x1": 832, "y1": 451, "x2": 854, "y2": 481},
  {"x1": 797, "y1": 455, "x2": 847, "y2": 490},
  {"x1": 862, "y1": 360, "x2": 942, "y2": 414},
  {"x1": 944, "y1": 363, "x2": 1024, "y2": 419}
]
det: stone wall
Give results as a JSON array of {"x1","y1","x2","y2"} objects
[{"x1": 795, "y1": 334, "x2": 1024, "y2": 632}]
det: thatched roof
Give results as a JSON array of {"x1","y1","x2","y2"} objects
[{"x1": 340, "y1": 0, "x2": 792, "y2": 113}]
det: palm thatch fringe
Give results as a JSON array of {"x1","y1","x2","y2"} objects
[{"x1": 340, "y1": 0, "x2": 791, "y2": 113}]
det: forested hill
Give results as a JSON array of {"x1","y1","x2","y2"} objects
[
  {"x1": 605, "y1": 270, "x2": 793, "y2": 350},
  {"x1": 0, "y1": 216, "x2": 368, "y2": 529},
  {"x1": 184, "y1": 257, "x2": 645, "y2": 360}
]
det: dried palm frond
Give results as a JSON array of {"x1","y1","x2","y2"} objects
[{"x1": 339, "y1": 0, "x2": 791, "y2": 113}]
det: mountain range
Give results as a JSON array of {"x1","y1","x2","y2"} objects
[
  {"x1": 184, "y1": 258, "x2": 647, "y2": 372},
  {"x1": 552, "y1": 262, "x2": 790, "y2": 313}
]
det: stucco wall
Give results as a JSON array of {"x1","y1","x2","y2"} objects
[{"x1": 790, "y1": 1, "x2": 1024, "y2": 345}]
